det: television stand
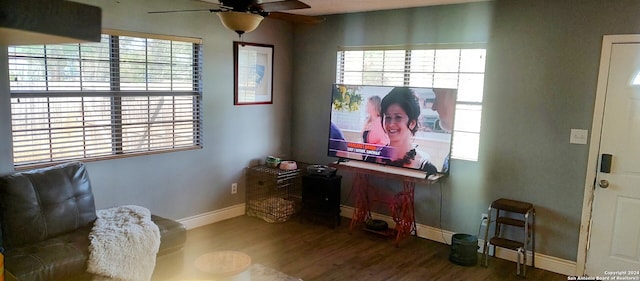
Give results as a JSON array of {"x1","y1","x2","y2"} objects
[
  {"x1": 336, "y1": 157, "x2": 349, "y2": 164},
  {"x1": 329, "y1": 161, "x2": 440, "y2": 247}
]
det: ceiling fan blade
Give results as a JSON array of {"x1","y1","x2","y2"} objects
[
  {"x1": 267, "y1": 11, "x2": 324, "y2": 24},
  {"x1": 256, "y1": 0, "x2": 310, "y2": 12},
  {"x1": 148, "y1": 9, "x2": 220, "y2": 14}
]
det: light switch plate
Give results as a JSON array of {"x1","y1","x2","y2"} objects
[{"x1": 570, "y1": 129, "x2": 589, "y2": 144}]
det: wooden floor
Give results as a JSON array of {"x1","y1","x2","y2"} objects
[{"x1": 171, "y1": 215, "x2": 568, "y2": 281}]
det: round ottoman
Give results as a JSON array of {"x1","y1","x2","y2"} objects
[{"x1": 194, "y1": 251, "x2": 252, "y2": 281}]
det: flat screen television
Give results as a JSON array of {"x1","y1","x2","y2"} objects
[{"x1": 328, "y1": 84, "x2": 457, "y2": 177}]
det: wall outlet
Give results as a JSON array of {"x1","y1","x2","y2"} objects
[
  {"x1": 481, "y1": 213, "x2": 489, "y2": 226},
  {"x1": 570, "y1": 129, "x2": 589, "y2": 145},
  {"x1": 231, "y1": 183, "x2": 238, "y2": 194}
]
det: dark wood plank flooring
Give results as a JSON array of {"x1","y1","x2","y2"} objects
[{"x1": 172, "y1": 215, "x2": 568, "y2": 281}]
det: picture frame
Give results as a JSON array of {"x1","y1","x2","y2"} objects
[{"x1": 233, "y1": 41, "x2": 274, "y2": 105}]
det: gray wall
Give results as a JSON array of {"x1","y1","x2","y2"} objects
[
  {"x1": 0, "y1": 0, "x2": 294, "y2": 220},
  {"x1": 3, "y1": 0, "x2": 640, "y2": 263},
  {"x1": 290, "y1": 0, "x2": 640, "y2": 261}
]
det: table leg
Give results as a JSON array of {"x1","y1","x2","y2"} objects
[
  {"x1": 349, "y1": 173, "x2": 370, "y2": 232},
  {"x1": 392, "y1": 180, "x2": 416, "y2": 246}
]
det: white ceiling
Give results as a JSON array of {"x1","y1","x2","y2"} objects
[{"x1": 284, "y1": 0, "x2": 489, "y2": 16}]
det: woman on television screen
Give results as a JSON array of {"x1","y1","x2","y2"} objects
[
  {"x1": 379, "y1": 87, "x2": 437, "y2": 175},
  {"x1": 362, "y1": 95, "x2": 390, "y2": 146}
]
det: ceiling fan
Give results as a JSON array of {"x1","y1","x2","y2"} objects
[{"x1": 149, "y1": 0, "x2": 324, "y2": 37}]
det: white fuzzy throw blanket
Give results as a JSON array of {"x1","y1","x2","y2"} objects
[{"x1": 87, "y1": 205, "x2": 161, "y2": 281}]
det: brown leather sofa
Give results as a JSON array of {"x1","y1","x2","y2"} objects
[{"x1": 0, "y1": 162, "x2": 187, "y2": 281}]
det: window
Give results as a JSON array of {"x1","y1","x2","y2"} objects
[
  {"x1": 8, "y1": 30, "x2": 203, "y2": 167},
  {"x1": 336, "y1": 46, "x2": 485, "y2": 161}
]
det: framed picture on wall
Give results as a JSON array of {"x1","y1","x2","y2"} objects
[{"x1": 233, "y1": 41, "x2": 274, "y2": 105}]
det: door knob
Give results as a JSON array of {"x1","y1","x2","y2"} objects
[{"x1": 599, "y1": 179, "x2": 609, "y2": 188}]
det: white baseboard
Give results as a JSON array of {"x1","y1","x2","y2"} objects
[
  {"x1": 178, "y1": 203, "x2": 246, "y2": 230},
  {"x1": 340, "y1": 206, "x2": 576, "y2": 276},
  {"x1": 175, "y1": 204, "x2": 576, "y2": 276}
]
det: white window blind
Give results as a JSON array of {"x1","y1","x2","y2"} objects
[
  {"x1": 8, "y1": 32, "x2": 203, "y2": 167},
  {"x1": 337, "y1": 46, "x2": 486, "y2": 161}
]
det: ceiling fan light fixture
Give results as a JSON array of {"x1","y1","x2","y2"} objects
[{"x1": 217, "y1": 11, "x2": 264, "y2": 36}]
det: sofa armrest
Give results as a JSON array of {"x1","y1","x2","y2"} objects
[{"x1": 151, "y1": 215, "x2": 186, "y2": 255}]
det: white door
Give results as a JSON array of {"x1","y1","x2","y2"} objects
[{"x1": 585, "y1": 41, "x2": 640, "y2": 276}]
